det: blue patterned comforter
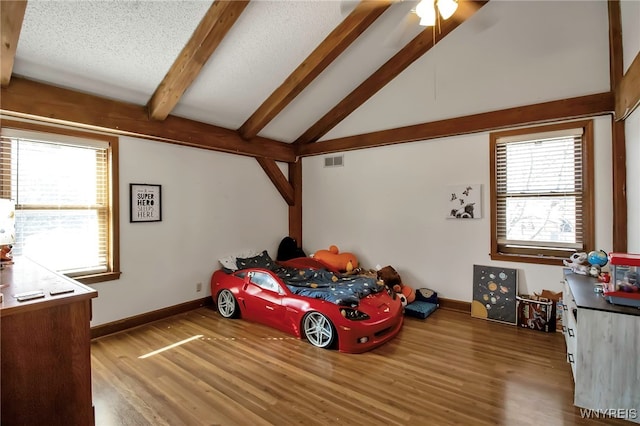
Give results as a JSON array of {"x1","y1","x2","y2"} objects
[{"x1": 275, "y1": 267, "x2": 383, "y2": 306}]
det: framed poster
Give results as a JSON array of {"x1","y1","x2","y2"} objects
[
  {"x1": 446, "y1": 184, "x2": 482, "y2": 219},
  {"x1": 471, "y1": 265, "x2": 518, "y2": 325},
  {"x1": 130, "y1": 184, "x2": 162, "y2": 223}
]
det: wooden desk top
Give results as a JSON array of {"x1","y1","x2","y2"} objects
[
  {"x1": 565, "y1": 271, "x2": 640, "y2": 317},
  {"x1": 0, "y1": 257, "x2": 98, "y2": 317}
]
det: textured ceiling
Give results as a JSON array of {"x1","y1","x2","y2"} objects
[{"x1": 10, "y1": 0, "x2": 610, "y2": 144}]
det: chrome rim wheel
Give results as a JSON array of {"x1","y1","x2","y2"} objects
[
  {"x1": 303, "y1": 312, "x2": 334, "y2": 349},
  {"x1": 217, "y1": 290, "x2": 237, "y2": 318}
]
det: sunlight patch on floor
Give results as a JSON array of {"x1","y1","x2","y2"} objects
[{"x1": 138, "y1": 335, "x2": 203, "y2": 359}]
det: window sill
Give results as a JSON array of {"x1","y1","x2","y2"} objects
[
  {"x1": 74, "y1": 271, "x2": 122, "y2": 284},
  {"x1": 490, "y1": 252, "x2": 565, "y2": 266}
]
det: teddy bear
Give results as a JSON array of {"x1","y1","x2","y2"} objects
[
  {"x1": 0, "y1": 244, "x2": 13, "y2": 262},
  {"x1": 377, "y1": 265, "x2": 415, "y2": 306}
]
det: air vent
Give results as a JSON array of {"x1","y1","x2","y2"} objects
[{"x1": 324, "y1": 155, "x2": 344, "y2": 168}]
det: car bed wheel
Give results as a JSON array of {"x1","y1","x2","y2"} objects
[
  {"x1": 217, "y1": 290, "x2": 238, "y2": 318},
  {"x1": 302, "y1": 312, "x2": 335, "y2": 349}
]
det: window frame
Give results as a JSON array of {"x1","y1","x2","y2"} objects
[
  {"x1": 489, "y1": 120, "x2": 595, "y2": 266},
  {"x1": 0, "y1": 120, "x2": 121, "y2": 283}
]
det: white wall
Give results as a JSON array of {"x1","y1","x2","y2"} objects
[
  {"x1": 621, "y1": 0, "x2": 640, "y2": 252},
  {"x1": 301, "y1": 1, "x2": 615, "y2": 301},
  {"x1": 323, "y1": 0, "x2": 610, "y2": 141},
  {"x1": 302, "y1": 116, "x2": 613, "y2": 301},
  {"x1": 90, "y1": 137, "x2": 288, "y2": 326}
]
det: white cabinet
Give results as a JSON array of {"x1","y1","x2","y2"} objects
[
  {"x1": 562, "y1": 279, "x2": 577, "y2": 380},
  {"x1": 563, "y1": 273, "x2": 640, "y2": 423}
]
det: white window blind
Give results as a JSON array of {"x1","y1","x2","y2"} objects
[
  {"x1": 494, "y1": 127, "x2": 585, "y2": 255},
  {"x1": 0, "y1": 129, "x2": 110, "y2": 276}
]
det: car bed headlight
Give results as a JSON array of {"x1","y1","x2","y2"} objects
[{"x1": 340, "y1": 308, "x2": 370, "y2": 321}]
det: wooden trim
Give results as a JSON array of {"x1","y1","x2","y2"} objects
[
  {"x1": 607, "y1": 0, "x2": 638, "y2": 119},
  {"x1": 489, "y1": 253, "x2": 565, "y2": 266},
  {"x1": 608, "y1": 0, "x2": 628, "y2": 252},
  {"x1": 608, "y1": 0, "x2": 624, "y2": 92},
  {"x1": 147, "y1": 1, "x2": 250, "y2": 120},
  {"x1": 76, "y1": 271, "x2": 122, "y2": 285},
  {"x1": 91, "y1": 297, "x2": 213, "y2": 339},
  {"x1": 288, "y1": 159, "x2": 303, "y2": 245},
  {"x1": 255, "y1": 157, "x2": 294, "y2": 206},
  {"x1": 611, "y1": 119, "x2": 627, "y2": 252},
  {"x1": 110, "y1": 132, "x2": 121, "y2": 279},
  {"x1": 1, "y1": 77, "x2": 295, "y2": 162},
  {"x1": 581, "y1": 120, "x2": 596, "y2": 254},
  {"x1": 293, "y1": 1, "x2": 488, "y2": 145},
  {"x1": 438, "y1": 297, "x2": 470, "y2": 313},
  {"x1": 615, "y1": 52, "x2": 640, "y2": 121},
  {"x1": 0, "y1": 1, "x2": 27, "y2": 87},
  {"x1": 297, "y1": 93, "x2": 614, "y2": 156},
  {"x1": 238, "y1": 0, "x2": 392, "y2": 140}
]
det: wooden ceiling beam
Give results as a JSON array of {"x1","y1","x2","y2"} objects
[
  {"x1": 294, "y1": 0, "x2": 489, "y2": 145},
  {"x1": 238, "y1": 0, "x2": 393, "y2": 140},
  {"x1": 1, "y1": 1, "x2": 28, "y2": 87},
  {"x1": 615, "y1": 52, "x2": 640, "y2": 121},
  {"x1": 1, "y1": 77, "x2": 294, "y2": 162},
  {"x1": 255, "y1": 157, "x2": 294, "y2": 206},
  {"x1": 147, "y1": 1, "x2": 249, "y2": 121},
  {"x1": 296, "y1": 92, "x2": 614, "y2": 156}
]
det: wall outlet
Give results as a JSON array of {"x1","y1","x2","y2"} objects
[{"x1": 196, "y1": 282, "x2": 202, "y2": 292}]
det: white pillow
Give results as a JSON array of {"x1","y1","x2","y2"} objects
[{"x1": 218, "y1": 249, "x2": 262, "y2": 271}]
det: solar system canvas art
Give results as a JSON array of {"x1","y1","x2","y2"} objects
[{"x1": 471, "y1": 265, "x2": 518, "y2": 325}]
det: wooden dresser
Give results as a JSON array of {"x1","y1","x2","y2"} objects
[
  {"x1": 563, "y1": 271, "x2": 640, "y2": 423},
  {"x1": 0, "y1": 257, "x2": 98, "y2": 426}
]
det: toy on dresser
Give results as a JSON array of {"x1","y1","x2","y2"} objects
[
  {"x1": 563, "y1": 250, "x2": 609, "y2": 278},
  {"x1": 603, "y1": 253, "x2": 640, "y2": 307}
]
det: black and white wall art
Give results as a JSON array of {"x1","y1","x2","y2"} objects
[
  {"x1": 446, "y1": 184, "x2": 482, "y2": 219},
  {"x1": 130, "y1": 183, "x2": 162, "y2": 223}
]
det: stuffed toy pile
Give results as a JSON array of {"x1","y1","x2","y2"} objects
[{"x1": 377, "y1": 265, "x2": 415, "y2": 306}]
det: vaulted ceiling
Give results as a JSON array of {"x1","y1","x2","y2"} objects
[
  {"x1": 0, "y1": 0, "x2": 623, "y2": 163},
  {"x1": 2, "y1": 0, "x2": 636, "y2": 251}
]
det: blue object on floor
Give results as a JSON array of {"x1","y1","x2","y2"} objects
[
  {"x1": 415, "y1": 288, "x2": 438, "y2": 304},
  {"x1": 405, "y1": 301, "x2": 438, "y2": 319}
]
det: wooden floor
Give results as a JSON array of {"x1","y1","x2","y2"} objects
[{"x1": 91, "y1": 306, "x2": 630, "y2": 426}]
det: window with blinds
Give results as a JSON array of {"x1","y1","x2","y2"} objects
[
  {"x1": 0, "y1": 124, "x2": 119, "y2": 280},
  {"x1": 490, "y1": 121, "x2": 594, "y2": 265}
]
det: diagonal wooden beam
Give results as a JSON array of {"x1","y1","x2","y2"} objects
[
  {"x1": 294, "y1": 0, "x2": 489, "y2": 145},
  {"x1": 1, "y1": 77, "x2": 294, "y2": 162},
  {"x1": 615, "y1": 52, "x2": 640, "y2": 121},
  {"x1": 255, "y1": 157, "x2": 294, "y2": 206},
  {"x1": 296, "y1": 92, "x2": 614, "y2": 156},
  {"x1": 147, "y1": 1, "x2": 250, "y2": 120},
  {"x1": 238, "y1": 0, "x2": 393, "y2": 140},
  {"x1": 1, "y1": 0, "x2": 28, "y2": 87}
]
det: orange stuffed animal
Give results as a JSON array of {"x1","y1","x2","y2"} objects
[{"x1": 313, "y1": 245, "x2": 359, "y2": 273}]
